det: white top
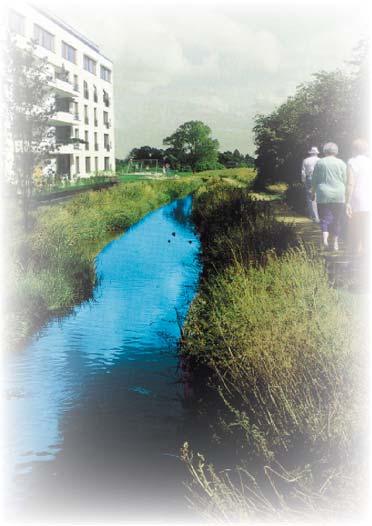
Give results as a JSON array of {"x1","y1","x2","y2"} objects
[
  {"x1": 301, "y1": 155, "x2": 319, "y2": 182},
  {"x1": 348, "y1": 154, "x2": 372, "y2": 212}
]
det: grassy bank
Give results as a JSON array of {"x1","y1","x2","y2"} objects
[
  {"x1": 6, "y1": 168, "x2": 255, "y2": 349},
  {"x1": 181, "y1": 184, "x2": 367, "y2": 522}
]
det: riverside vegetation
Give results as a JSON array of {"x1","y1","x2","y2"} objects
[
  {"x1": 6, "y1": 169, "x2": 255, "y2": 348},
  {"x1": 181, "y1": 182, "x2": 368, "y2": 522}
]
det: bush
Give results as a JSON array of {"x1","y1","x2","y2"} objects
[
  {"x1": 194, "y1": 160, "x2": 225, "y2": 172},
  {"x1": 285, "y1": 182, "x2": 307, "y2": 214}
]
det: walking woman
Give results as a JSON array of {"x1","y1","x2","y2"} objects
[
  {"x1": 312, "y1": 142, "x2": 347, "y2": 251},
  {"x1": 346, "y1": 138, "x2": 371, "y2": 255}
]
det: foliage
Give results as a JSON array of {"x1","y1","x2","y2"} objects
[
  {"x1": 163, "y1": 120, "x2": 219, "y2": 172},
  {"x1": 191, "y1": 183, "x2": 297, "y2": 276},
  {"x1": 253, "y1": 42, "x2": 369, "y2": 187},
  {"x1": 4, "y1": 36, "x2": 56, "y2": 228},
  {"x1": 285, "y1": 182, "x2": 307, "y2": 214},
  {"x1": 218, "y1": 149, "x2": 255, "y2": 168}
]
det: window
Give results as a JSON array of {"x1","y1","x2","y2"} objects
[
  {"x1": 104, "y1": 157, "x2": 110, "y2": 171},
  {"x1": 93, "y1": 85, "x2": 98, "y2": 103},
  {"x1": 94, "y1": 108, "x2": 98, "y2": 126},
  {"x1": 83, "y1": 55, "x2": 96, "y2": 74},
  {"x1": 104, "y1": 134, "x2": 110, "y2": 151},
  {"x1": 95, "y1": 157, "x2": 99, "y2": 172},
  {"x1": 84, "y1": 105, "x2": 89, "y2": 124},
  {"x1": 85, "y1": 157, "x2": 91, "y2": 173},
  {"x1": 9, "y1": 10, "x2": 25, "y2": 36},
  {"x1": 85, "y1": 131, "x2": 89, "y2": 150},
  {"x1": 94, "y1": 132, "x2": 98, "y2": 151},
  {"x1": 73, "y1": 74, "x2": 79, "y2": 91},
  {"x1": 103, "y1": 89, "x2": 110, "y2": 107},
  {"x1": 74, "y1": 128, "x2": 79, "y2": 138},
  {"x1": 76, "y1": 157, "x2": 80, "y2": 174},
  {"x1": 62, "y1": 42, "x2": 76, "y2": 63},
  {"x1": 83, "y1": 80, "x2": 89, "y2": 99},
  {"x1": 34, "y1": 24, "x2": 55, "y2": 52},
  {"x1": 74, "y1": 102, "x2": 79, "y2": 120},
  {"x1": 100, "y1": 65, "x2": 111, "y2": 82}
]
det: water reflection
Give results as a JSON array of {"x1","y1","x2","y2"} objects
[{"x1": 4, "y1": 195, "x2": 201, "y2": 522}]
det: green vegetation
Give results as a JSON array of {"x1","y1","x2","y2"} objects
[
  {"x1": 181, "y1": 183, "x2": 366, "y2": 522},
  {"x1": 253, "y1": 41, "x2": 368, "y2": 188}
]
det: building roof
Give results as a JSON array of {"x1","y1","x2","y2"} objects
[{"x1": 30, "y1": 3, "x2": 113, "y2": 63}]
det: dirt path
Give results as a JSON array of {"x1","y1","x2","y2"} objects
[{"x1": 274, "y1": 202, "x2": 369, "y2": 292}]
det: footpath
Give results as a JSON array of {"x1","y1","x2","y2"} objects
[{"x1": 273, "y1": 202, "x2": 369, "y2": 292}]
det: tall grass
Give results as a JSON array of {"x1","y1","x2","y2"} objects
[{"x1": 181, "y1": 184, "x2": 367, "y2": 522}]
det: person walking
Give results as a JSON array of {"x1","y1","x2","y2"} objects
[
  {"x1": 346, "y1": 138, "x2": 371, "y2": 255},
  {"x1": 301, "y1": 146, "x2": 320, "y2": 222},
  {"x1": 312, "y1": 142, "x2": 347, "y2": 251}
]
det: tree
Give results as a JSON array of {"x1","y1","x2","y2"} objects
[
  {"x1": 163, "y1": 121, "x2": 219, "y2": 172},
  {"x1": 127, "y1": 145, "x2": 165, "y2": 161},
  {"x1": 4, "y1": 37, "x2": 56, "y2": 228},
  {"x1": 253, "y1": 64, "x2": 367, "y2": 187}
]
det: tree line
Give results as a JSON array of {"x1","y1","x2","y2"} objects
[
  {"x1": 117, "y1": 120, "x2": 255, "y2": 172},
  {"x1": 253, "y1": 40, "x2": 369, "y2": 189}
]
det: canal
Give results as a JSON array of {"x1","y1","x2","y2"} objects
[{"x1": 4, "y1": 195, "x2": 202, "y2": 523}]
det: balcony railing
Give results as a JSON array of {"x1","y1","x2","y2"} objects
[
  {"x1": 56, "y1": 71, "x2": 70, "y2": 83},
  {"x1": 74, "y1": 143, "x2": 81, "y2": 150},
  {"x1": 74, "y1": 113, "x2": 80, "y2": 121}
]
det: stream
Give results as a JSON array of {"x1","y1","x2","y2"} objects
[{"x1": 4, "y1": 195, "x2": 202, "y2": 524}]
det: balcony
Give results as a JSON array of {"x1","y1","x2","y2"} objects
[
  {"x1": 73, "y1": 143, "x2": 81, "y2": 150},
  {"x1": 49, "y1": 111, "x2": 75, "y2": 126},
  {"x1": 73, "y1": 83, "x2": 79, "y2": 92},
  {"x1": 53, "y1": 137, "x2": 84, "y2": 154},
  {"x1": 74, "y1": 113, "x2": 80, "y2": 121}
]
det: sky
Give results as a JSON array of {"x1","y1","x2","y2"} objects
[{"x1": 34, "y1": 0, "x2": 370, "y2": 158}]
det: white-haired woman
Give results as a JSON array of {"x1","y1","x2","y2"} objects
[
  {"x1": 346, "y1": 138, "x2": 371, "y2": 255},
  {"x1": 312, "y1": 142, "x2": 347, "y2": 250}
]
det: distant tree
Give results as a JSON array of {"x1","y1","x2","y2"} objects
[
  {"x1": 163, "y1": 121, "x2": 219, "y2": 172},
  {"x1": 218, "y1": 149, "x2": 255, "y2": 168},
  {"x1": 127, "y1": 145, "x2": 165, "y2": 161},
  {"x1": 4, "y1": 37, "x2": 55, "y2": 228}
]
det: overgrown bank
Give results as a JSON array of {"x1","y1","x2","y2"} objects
[
  {"x1": 181, "y1": 183, "x2": 367, "y2": 522},
  {"x1": 6, "y1": 169, "x2": 255, "y2": 349}
]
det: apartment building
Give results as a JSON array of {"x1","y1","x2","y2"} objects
[{"x1": 7, "y1": 3, "x2": 115, "y2": 178}]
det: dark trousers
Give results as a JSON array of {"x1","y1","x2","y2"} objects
[{"x1": 317, "y1": 203, "x2": 344, "y2": 237}]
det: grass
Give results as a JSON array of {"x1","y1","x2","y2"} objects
[{"x1": 180, "y1": 182, "x2": 367, "y2": 522}]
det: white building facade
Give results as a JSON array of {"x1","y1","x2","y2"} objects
[{"x1": 7, "y1": 3, "x2": 115, "y2": 179}]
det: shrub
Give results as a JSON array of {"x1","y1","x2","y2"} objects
[{"x1": 285, "y1": 182, "x2": 307, "y2": 215}]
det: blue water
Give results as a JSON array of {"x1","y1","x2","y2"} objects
[{"x1": 4, "y1": 196, "x2": 201, "y2": 523}]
